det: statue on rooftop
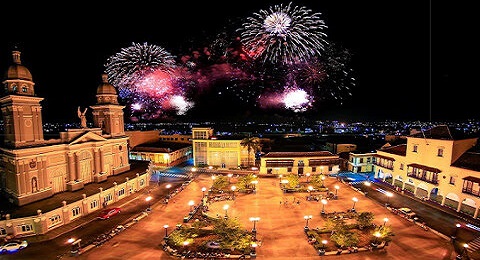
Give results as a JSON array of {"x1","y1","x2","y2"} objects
[{"x1": 77, "y1": 106, "x2": 88, "y2": 128}]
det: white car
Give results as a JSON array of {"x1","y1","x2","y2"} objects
[
  {"x1": 0, "y1": 240, "x2": 28, "y2": 252},
  {"x1": 398, "y1": 207, "x2": 416, "y2": 218}
]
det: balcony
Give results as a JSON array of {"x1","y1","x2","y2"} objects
[
  {"x1": 407, "y1": 173, "x2": 439, "y2": 185},
  {"x1": 462, "y1": 188, "x2": 480, "y2": 197}
]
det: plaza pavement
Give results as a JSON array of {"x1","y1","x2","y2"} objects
[{"x1": 71, "y1": 173, "x2": 457, "y2": 260}]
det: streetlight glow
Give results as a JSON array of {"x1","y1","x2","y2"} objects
[
  {"x1": 223, "y1": 204, "x2": 229, "y2": 217},
  {"x1": 321, "y1": 199, "x2": 328, "y2": 214},
  {"x1": 352, "y1": 197, "x2": 358, "y2": 211},
  {"x1": 383, "y1": 217, "x2": 389, "y2": 226},
  {"x1": 304, "y1": 215, "x2": 313, "y2": 228}
]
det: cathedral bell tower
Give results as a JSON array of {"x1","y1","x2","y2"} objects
[
  {"x1": 0, "y1": 50, "x2": 44, "y2": 148},
  {"x1": 90, "y1": 74, "x2": 125, "y2": 137}
]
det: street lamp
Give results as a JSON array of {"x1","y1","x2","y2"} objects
[
  {"x1": 223, "y1": 204, "x2": 229, "y2": 218},
  {"x1": 250, "y1": 217, "x2": 260, "y2": 239},
  {"x1": 165, "y1": 183, "x2": 172, "y2": 189},
  {"x1": 334, "y1": 185, "x2": 340, "y2": 195},
  {"x1": 308, "y1": 185, "x2": 313, "y2": 197},
  {"x1": 251, "y1": 180, "x2": 258, "y2": 191},
  {"x1": 304, "y1": 215, "x2": 312, "y2": 229},
  {"x1": 452, "y1": 223, "x2": 461, "y2": 240},
  {"x1": 373, "y1": 232, "x2": 381, "y2": 246},
  {"x1": 385, "y1": 192, "x2": 393, "y2": 207},
  {"x1": 321, "y1": 199, "x2": 328, "y2": 214},
  {"x1": 351, "y1": 197, "x2": 358, "y2": 212},
  {"x1": 227, "y1": 173, "x2": 233, "y2": 183},
  {"x1": 306, "y1": 172, "x2": 311, "y2": 182},
  {"x1": 146, "y1": 196, "x2": 152, "y2": 210},
  {"x1": 462, "y1": 243, "x2": 469, "y2": 259},
  {"x1": 163, "y1": 224, "x2": 169, "y2": 238},
  {"x1": 201, "y1": 187, "x2": 207, "y2": 198},
  {"x1": 231, "y1": 185, "x2": 237, "y2": 199},
  {"x1": 188, "y1": 200, "x2": 195, "y2": 211},
  {"x1": 383, "y1": 217, "x2": 389, "y2": 226},
  {"x1": 320, "y1": 239, "x2": 327, "y2": 257}
]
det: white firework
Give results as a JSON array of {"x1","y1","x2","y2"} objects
[{"x1": 238, "y1": 2, "x2": 328, "y2": 65}]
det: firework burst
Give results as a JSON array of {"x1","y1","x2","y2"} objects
[
  {"x1": 238, "y1": 2, "x2": 328, "y2": 65},
  {"x1": 104, "y1": 42, "x2": 176, "y2": 90},
  {"x1": 104, "y1": 42, "x2": 194, "y2": 120}
]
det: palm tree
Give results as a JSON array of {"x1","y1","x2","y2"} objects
[{"x1": 240, "y1": 137, "x2": 261, "y2": 167}]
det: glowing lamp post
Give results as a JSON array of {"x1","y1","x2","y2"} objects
[
  {"x1": 385, "y1": 192, "x2": 393, "y2": 207},
  {"x1": 146, "y1": 196, "x2": 152, "y2": 210},
  {"x1": 306, "y1": 172, "x2": 311, "y2": 182},
  {"x1": 320, "y1": 239, "x2": 327, "y2": 257},
  {"x1": 373, "y1": 232, "x2": 381, "y2": 246},
  {"x1": 304, "y1": 215, "x2": 312, "y2": 229},
  {"x1": 452, "y1": 223, "x2": 461, "y2": 240},
  {"x1": 351, "y1": 197, "x2": 358, "y2": 212},
  {"x1": 188, "y1": 200, "x2": 195, "y2": 211},
  {"x1": 201, "y1": 187, "x2": 207, "y2": 198},
  {"x1": 227, "y1": 173, "x2": 233, "y2": 183},
  {"x1": 308, "y1": 185, "x2": 313, "y2": 197},
  {"x1": 250, "y1": 217, "x2": 260, "y2": 239},
  {"x1": 251, "y1": 180, "x2": 258, "y2": 191},
  {"x1": 223, "y1": 204, "x2": 229, "y2": 218},
  {"x1": 334, "y1": 185, "x2": 340, "y2": 199},
  {"x1": 231, "y1": 185, "x2": 237, "y2": 199},
  {"x1": 321, "y1": 199, "x2": 328, "y2": 214},
  {"x1": 383, "y1": 217, "x2": 389, "y2": 226},
  {"x1": 163, "y1": 224, "x2": 169, "y2": 238},
  {"x1": 461, "y1": 243, "x2": 469, "y2": 259}
]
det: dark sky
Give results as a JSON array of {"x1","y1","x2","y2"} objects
[{"x1": 0, "y1": 1, "x2": 475, "y2": 123}]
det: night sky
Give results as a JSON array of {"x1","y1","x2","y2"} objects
[{"x1": 0, "y1": 1, "x2": 475, "y2": 123}]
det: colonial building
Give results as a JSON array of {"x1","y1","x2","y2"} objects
[
  {"x1": 259, "y1": 151, "x2": 342, "y2": 176},
  {"x1": 374, "y1": 125, "x2": 480, "y2": 218},
  {"x1": 191, "y1": 127, "x2": 254, "y2": 169},
  {"x1": 347, "y1": 152, "x2": 376, "y2": 173},
  {"x1": 0, "y1": 50, "x2": 131, "y2": 206}
]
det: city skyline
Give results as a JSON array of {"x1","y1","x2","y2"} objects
[{"x1": 0, "y1": 1, "x2": 474, "y2": 123}]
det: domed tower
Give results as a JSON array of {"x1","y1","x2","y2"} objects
[
  {"x1": 90, "y1": 73, "x2": 125, "y2": 137},
  {"x1": 0, "y1": 50, "x2": 44, "y2": 147}
]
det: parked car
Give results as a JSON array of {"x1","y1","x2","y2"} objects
[
  {"x1": 398, "y1": 207, "x2": 416, "y2": 219},
  {"x1": 97, "y1": 207, "x2": 121, "y2": 220},
  {"x1": 1, "y1": 240, "x2": 28, "y2": 252}
]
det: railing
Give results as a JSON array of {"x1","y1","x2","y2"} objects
[{"x1": 406, "y1": 173, "x2": 439, "y2": 185}]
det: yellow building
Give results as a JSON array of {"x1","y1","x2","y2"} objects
[
  {"x1": 347, "y1": 152, "x2": 376, "y2": 173},
  {"x1": 259, "y1": 151, "x2": 342, "y2": 176},
  {"x1": 191, "y1": 127, "x2": 254, "y2": 169},
  {"x1": 374, "y1": 125, "x2": 480, "y2": 218},
  {"x1": 0, "y1": 51, "x2": 131, "y2": 206}
]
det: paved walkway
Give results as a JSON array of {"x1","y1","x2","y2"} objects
[{"x1": 66, "y1": 174, "x2": 456, "y2": 260}]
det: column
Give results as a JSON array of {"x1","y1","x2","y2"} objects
[
  {"x1": 474, "y1": 207, "x2": 479, "y2": 219},
  {"x1": 18, "y1": 162, "x2": 26, "y2": 194},
  {"x1": 94, "y1": 149, "x2": 100, "y2": 174},
  {"x1": 39, "y1": 159, "x2": 47, "y2": 190},
  {"x1": 456, "y1": 199, "x2": 462, "y2": 212},
  {"x1": 75, "y1": 153, "x2": 81, "y2": 181},
  {"x1": 99, "y1": 149, "x2": 105, "y2": 173},
  {"x1": 68, "y1": 153, "x2": 76, "y2": 182}
]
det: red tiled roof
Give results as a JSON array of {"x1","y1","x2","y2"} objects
[
  {"x1": 378, "y1": 144, "x2": 407, "y2": 156},
  {"x1": 463, "y1": 176, "x2": 480, "y2": 183}
]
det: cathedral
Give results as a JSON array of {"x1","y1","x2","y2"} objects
[{"x1": 0, "y1": 50, "x2": 131, "y2": 206}]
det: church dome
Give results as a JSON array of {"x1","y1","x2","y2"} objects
[
  {"x1": 96, "y1": 74, "x2": 117, "y2": 95},
  {"x1": 4, "y1": 51, "x2": 32, "y2": 81}
]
